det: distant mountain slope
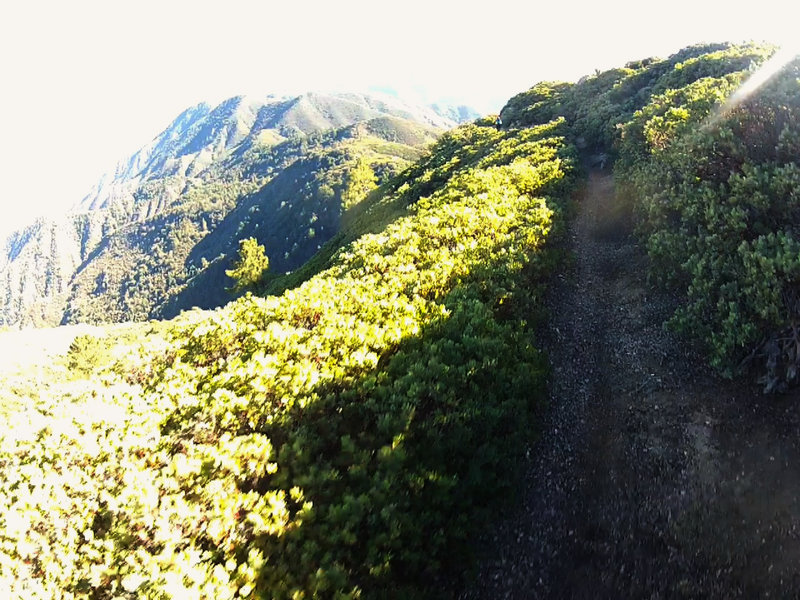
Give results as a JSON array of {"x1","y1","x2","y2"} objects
[
  {"x1": 365, "y1": 86, "x2": 482, "y2": 124},
  {"x1": 0, "y1": 93, "x2": 450, "y2": 328},
  {"x1": 0, "y1": 212, "x2": 109, "y2": 327},
  {"x1": 78, "y1": 92, "x2": 454, "y2": 214},
  {"x1": 430, "y1": 102, "x2": 481, "y2": 123}
]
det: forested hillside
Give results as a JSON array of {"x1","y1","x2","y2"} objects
[
  {"x1": 62, "y1": 117, "x2": 442, "y2": 324},
  {"x1": 1, "y1": 40, "x2": 799, "y2": 598},
  {"x1": 0, "y1": 94, "x2": 450, "y2": 329}
]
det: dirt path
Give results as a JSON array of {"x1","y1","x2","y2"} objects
[{"x1": 460, "y1": 172, "x2": 800, "y2": 598}]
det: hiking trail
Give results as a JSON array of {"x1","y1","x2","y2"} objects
[{"x1": 460, "y1": 171, "x2": 800, "y2": 598}]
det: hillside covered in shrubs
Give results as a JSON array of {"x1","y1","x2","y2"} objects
[
  {"x1": 0, "y1": 115, "x2": 577, "y2": 598},
  {"x1": 1, "y1": 40, "x2": 800, "y2": 598},
  {"x1": 0, "y1": 95, "x2": 447, "y2": 329},
  {"x1": 503, "y1": 41, "x2": 800, "y2": 389}
]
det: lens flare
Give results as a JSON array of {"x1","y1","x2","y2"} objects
[{"x1": 707, "y1": 42, "x2": 800, "y2": 127}]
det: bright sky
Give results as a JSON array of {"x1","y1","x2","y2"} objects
[{"x1": 0, "y1": 0, "x2": 796, "y2": 239}]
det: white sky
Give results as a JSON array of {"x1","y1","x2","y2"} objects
[{"x1": 0, "y1": 0, "x2": 797, "y2": 239}]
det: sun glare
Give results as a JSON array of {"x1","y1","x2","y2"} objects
[{"x1": 709, "y1": 41, "x2": 800, "y2": 125}]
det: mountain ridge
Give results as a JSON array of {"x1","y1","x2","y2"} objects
[
  {"x1": 0, "y1": 91, "x2": 463, "y2": 328},
  {"x1": 77, "y1": 91, "x2": 461, "y2": 214}
]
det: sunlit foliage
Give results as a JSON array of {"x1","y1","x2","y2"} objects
[
  {"x1": 0, "y1": 120, "x2": 576, "y2": 597},
  {"x1": 502, "y1": 41, "x2": 800, "y2": 388},
  {"x1": 618, "y1": 55, "x2": 800, "y2": 390},
  {"x1": 226, "y1": 238, "x2": 270, "y2": 293},
  {"x1": 63, "y1": 119, "x2": 438, "y2": 325}
]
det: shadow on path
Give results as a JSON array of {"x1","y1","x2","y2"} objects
[{"x1": 461, "y1": 171, "x2": 800, "y2": 599}]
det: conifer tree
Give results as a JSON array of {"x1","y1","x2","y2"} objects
[
  {"x1": 341, "y1": 158, "x2": 377, "y2": 209},
  {"x1": 226, "y1": 237, "x2": 269, "y2": 292}
]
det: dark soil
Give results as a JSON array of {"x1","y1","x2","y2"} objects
[{"x1": 459, "y1": 172, "x2": 800, "y2": 598}]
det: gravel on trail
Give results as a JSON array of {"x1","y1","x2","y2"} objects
[{"x1": 459, "y1": 171, "x2": 800, "y2": 599}]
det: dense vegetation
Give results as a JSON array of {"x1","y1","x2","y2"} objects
[
  {"x1": 0, "y1": 96, "x2": 446, "y2": 330},
  {"x1": 3, "y1": 38, "x2": 799, "y2": 600},
  {"x1": 618, "y1": 54, "x2": 800, "y2": 391},
  {"x1": 503, "y1": 41, "x2": 800, "y2": 389},
  {"x1": 0, "y1": 117, "x2": 576, "y2": 597},
  {"x1": 64, "y1": 119, "x2": 440, "y2": 324}
]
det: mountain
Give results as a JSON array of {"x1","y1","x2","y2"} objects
[
  {"x1": 429, "y1": 102, "x2": 482, "y2": 123},
  {"x1": 0, "y1": 92, "x2": 451, "y2": 328},
  {"x1": 0, "y1": 212, "x2": 109, "y2": 328},
  {"x1": 366, "y1": 86, "x2": 482, "y2": 125}
]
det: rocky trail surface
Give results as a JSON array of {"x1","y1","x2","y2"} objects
[{"x1": 460, "y1": 172, "x2": 800, "y2": 598}]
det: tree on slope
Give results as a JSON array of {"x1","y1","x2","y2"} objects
[{"x1": 226, "y1": 237, "x2": 269, "y2": 293}]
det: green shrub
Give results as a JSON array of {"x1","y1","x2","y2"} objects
[
  {"x1": 616, "y1": 50, "x2": 800, "y2": 389},
  {"x1": 67, "y1": 334, "x2": 110, "y2": 377},
  {"x1": 0, "y1": 120, "x2": 576, "y2": 598},
  {"x1": 501, "y1": 41, "x2": 799, "y2": 388}
]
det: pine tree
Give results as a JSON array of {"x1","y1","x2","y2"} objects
[
  {"x1": 341, "y1": 159, "x2": 377, "y2": 209},
  {"x1": 226, "y1": 237, "x2": 269, "y2": 293}
]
